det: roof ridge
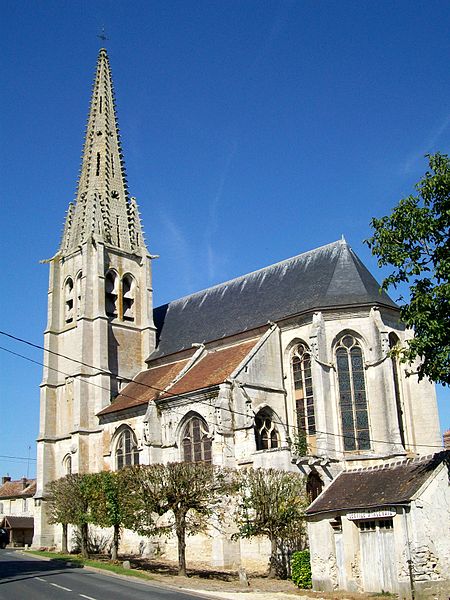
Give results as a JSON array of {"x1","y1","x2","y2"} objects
[{"x1": 156, "y1": 239, "x2": 345, "y2": 309}]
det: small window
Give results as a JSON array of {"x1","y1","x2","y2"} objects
[
  {"x1": 115, "y1": 428, "x2": 139, "y2": 470},
  {"x1": 330, "y1": 517, "x2": 342, "y2": 532},
  {"x1": 64, "y1": 278, "x2": 74, "y2": 323},
  {"x1": 255, "y1": 409, "x2": 280, "y2": 450},
  {"x1": 105, "y1": 271, "x2": 118, "y2": 317},
  {"x1": 22, "y1": 498, "x2": 27, "y2": 512},
  {"x1": 182, "y1": 416, "x2": 212, "y2": 463},
  {"x1": 122, "y1": 274, "x2": 135, "y2": 322},
  {"x1": 63, "y1": 454, "x2": 72, "y2": 475},
  {"x1": 306, "y1": 470, "x2": 324, "y2": 501},
  {"x1": 0, "y1": 502, "x2": 3, "y2": 514},
  {"x1": 359, "y1": 520, "x2": 376, "y2": 532},
  {"x1": 336, "y1": 334, "x2": 370, "y2": 451}
]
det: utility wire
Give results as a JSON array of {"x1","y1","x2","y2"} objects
[{"x1": 0, "y1": 331, "x2": 445, "y2": 451}]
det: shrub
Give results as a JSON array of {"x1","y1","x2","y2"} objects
[{"x1": 291, "y1": 549, "x2": 312, "y2": 589}]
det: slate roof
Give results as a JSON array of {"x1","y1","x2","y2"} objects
[
  {"x1": 0, "y1": 479, "x2": 36, "y2": 499},
  {"x1": 306, "y1": 451, "x2": 449, "y2": 516},
  {"x1": 0, "y1": 516, "x2": 34, "y2": 529},
  {"x1": 152, "y1": 240, "x2": 397, "y2": 359},
  {"x1": 98, "y1": 339, "x2": 259, "y2": 416}
]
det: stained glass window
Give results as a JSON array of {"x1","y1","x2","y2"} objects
[
  {"x1": 115, "y1": 427, "x2": 140, "y2": 470},
  {"x1": 336, "y1": 335, "x2": 370, "y2": 451},
  {"x1": 291, "y1": 344, "x2": 316, "y2": 440},
  {"x1": 182, "y1": 416, "x2": 212, "y2": 463}
]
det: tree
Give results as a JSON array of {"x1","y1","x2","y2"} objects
[
  {"x1": 126, "y1": 463, "x2": 234, "y2": 576},
  {"x1": 366, "y1": 152, "x2": 450, "y2": 386},
  {"x1": 46, "y1": 477, "x2": 73, "y2": 553},
  {"x1": 234, "y1": 468, "x2": 308, "y2": 578},
  {"x1": 88, "y1": 470, "x2": 133, "y2": 560},
  {"x1": 46, "y1": 474, "x2": 92, "y2": 557}
]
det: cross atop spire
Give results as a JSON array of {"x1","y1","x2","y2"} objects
[{"x1": 60, "y1": 48, "x2": 146, "y2": 255}]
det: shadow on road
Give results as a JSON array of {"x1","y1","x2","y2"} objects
[{"x1": 0, "y1": 552, "x2": 82, "y2": 585}]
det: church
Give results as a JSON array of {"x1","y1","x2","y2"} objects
[{"x1": 33, "y1": 48, "x2": 446, "y2": 590}]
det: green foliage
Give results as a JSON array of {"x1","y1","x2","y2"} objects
[
  {"x1": 291, "y1": 430, "x2": 308, "y2": 457},
  {"x1": 291, "y1": 549, "x2": 312, "y2": 589},
  {"x1": 366, "y1": 152, "x2": 450, "y2": 386},
  {"x1": 234, "y1": 468, "x2": 308, "y2": 578}
]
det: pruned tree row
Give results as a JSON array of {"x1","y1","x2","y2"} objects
[{"x1": 46, "y1": 464, "x2": 308, "y2": 577}]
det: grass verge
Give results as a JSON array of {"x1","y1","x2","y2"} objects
[{"x1": 24, "y1": 550, "x2": 153, "y2": 581}]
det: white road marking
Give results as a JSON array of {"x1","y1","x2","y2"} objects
[
  {"x1": 79, "y1": 595, "x2": 97, "y2": 600},
  {"x1": 49, "y1": 582, "x2": 72, "y2": 591},
  {"x1": 34, "y1": 577, "x2": 46, "y2": 581}
]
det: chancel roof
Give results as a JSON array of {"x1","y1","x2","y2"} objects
[
  {"x1": 151, "y1": 239, "x2": 397, "y2": 359},
  {"x1": 306, "y1": 451, "x2": 449, "y2": 516}
]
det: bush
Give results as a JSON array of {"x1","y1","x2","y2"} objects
[{"x1": 291, "y1": 549, "x2": 312, "y2": 589}]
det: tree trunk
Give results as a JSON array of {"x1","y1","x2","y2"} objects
[
  {"x1": 80, "y1": 523, "x2": 89, "y2": 558},
  {"x1": 61, "y1": 523, "x2": 68, "y2": 554},
  {"x1": 175, "y1": 511, "x2": 187, "y2": 576},
  {"x1": 111, "y1": 524, "x2": 120, "y2": 560},
  {"x1": 268, "y1": 536, "x2": 278, "y2": 579}
]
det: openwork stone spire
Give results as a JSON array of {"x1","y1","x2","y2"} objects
[{"x1": 60, "y1": 48, "x2": 146, "y2": 254}]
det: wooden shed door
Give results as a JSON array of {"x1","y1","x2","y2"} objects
[{"x1": 359, "y1": 519, "x2": 396, "y2": 593}]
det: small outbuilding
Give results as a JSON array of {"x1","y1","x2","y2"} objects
[{"x1": 305, "y1": 451, "x2": 450, "y2": 599}]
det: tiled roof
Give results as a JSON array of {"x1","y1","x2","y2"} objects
[
  {"x1": 97, "y1": 359, "x2": 191, "y2": 416},
  {"x1": 151, "y1": 240, "x2": 397, "y2": 359},
  {"x1": 306, "y1": 451, "x2": 449, "y2": 516},
  {"x1": 0, "y1": 479, "x2": 36, "y2": 499},
  {"x1": 97, "y1": 338, "x2": 259, "y2": 416},
  {"x1": 162, "y1": 339, "x2": 259, "y2": 397},
  {"x1": 0, "y1": 516, "x2": 34, "y2": 529}
]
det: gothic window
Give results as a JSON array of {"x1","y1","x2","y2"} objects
[
  {"x1": 96, "y1": 152, "x2": 101, "y2": 176},
  {"x1": 291, "y1": 344, "x2": 316, "y2": 438},
  {"x1": 122, "y1": 274, "x2": 135, "y2": 322},
  {"x1": 389, "y1": 333, "x2": 406, "y2": 447},
  {"x1": 115, "y1": 427, "x2": 139, "y2": 470},
  {"x1": 255, "y1": 409, "x2": 280, "y2": 450},
  {"x1": 76, "y1": 272, "x2": 82, "y2": 318},
  {"x1": 181, "y1": 416, "x2": 212, "y2": 463},
  {"x1": 336, "y1": 334, "x2": 370, "y2": 452},
  {"x1": 63, "y1": 454, "x2": 72, "y2": 475},
  {"x1": 105, "y1": 270, "x2": 118, "y2": 317},
  {"x1": 64, "y1": 278, "x2": 74, "y2": 323}
]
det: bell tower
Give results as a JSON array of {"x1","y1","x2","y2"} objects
[{"x1": 34, "y1": 49, "x2": 156, "y2": 545}]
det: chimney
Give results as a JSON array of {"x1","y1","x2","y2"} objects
[
  {"x1": 22, "y1": 477, "x2": 28, "y2": 489},
  {"x1": 444, "y1": 430, "x2": 450, "y2": 450},
  {"x1": 1, "y1": 476, "x2": 11, "y2": 485}
]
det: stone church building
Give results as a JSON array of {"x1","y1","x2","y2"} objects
[{"x1": 33, "y1": 49, "x2": 444, "y2": 576}]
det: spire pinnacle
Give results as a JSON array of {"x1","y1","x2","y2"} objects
[{"x1": 60, "y1": 49, "x2": 146, "y2": 255}]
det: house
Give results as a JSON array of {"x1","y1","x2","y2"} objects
[
  {"x1": 305, "y1": 451, "x2": 450, "y2": 599},
  {"x1": 33, "y1": 48, "x2": 443, "y2": 571},
  {"x1": 0, "y1": 476, "x2": 36, "y2": 547}
]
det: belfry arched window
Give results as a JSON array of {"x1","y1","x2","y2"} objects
[
  {"x1": 255, "y1": 408, "x2": 280, "y2": 450},
  {"x1": 389, "y1": 333, "x2": 406, "y2": 447},
  {"x1": 64, "y1": 278, "x2": 74, "y2": 323},
  {"x1": 336, "y1": 334, "x2": 370, "y2": 451},
  {"x1": 181, "y1": 415, "x2": 212, "y2": 463},
  {"x1": 115, "y1": 427, "x2": 139, "y2": 470},
  {"x1": 105, "y1": 270, "x2": 118, "y2": 317},
  {"x1": 291, "y1": 343, "x2": 316, "y2": 437},
  {"x1": 76, "y1": 272, "x2": 83, "y2": 318},
  {"x1": 122, "y1": 274, "x2": 135, "y2": 322}
]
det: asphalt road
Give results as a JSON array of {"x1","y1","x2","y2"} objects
[{"x1": 0, "y1": 550, "x2": 214, "y2": 600}]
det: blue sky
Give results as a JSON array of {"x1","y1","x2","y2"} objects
[{"x1": 1, "y1": 0, "x2": 449, "y2": 479}]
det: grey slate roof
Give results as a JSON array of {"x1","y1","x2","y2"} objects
[
  {"x1": 306, "y1": 451, "x2": 449, "y2": 516},
  {"x1": 151, "y1": 239, "x2": 397, "y2": 359}
]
